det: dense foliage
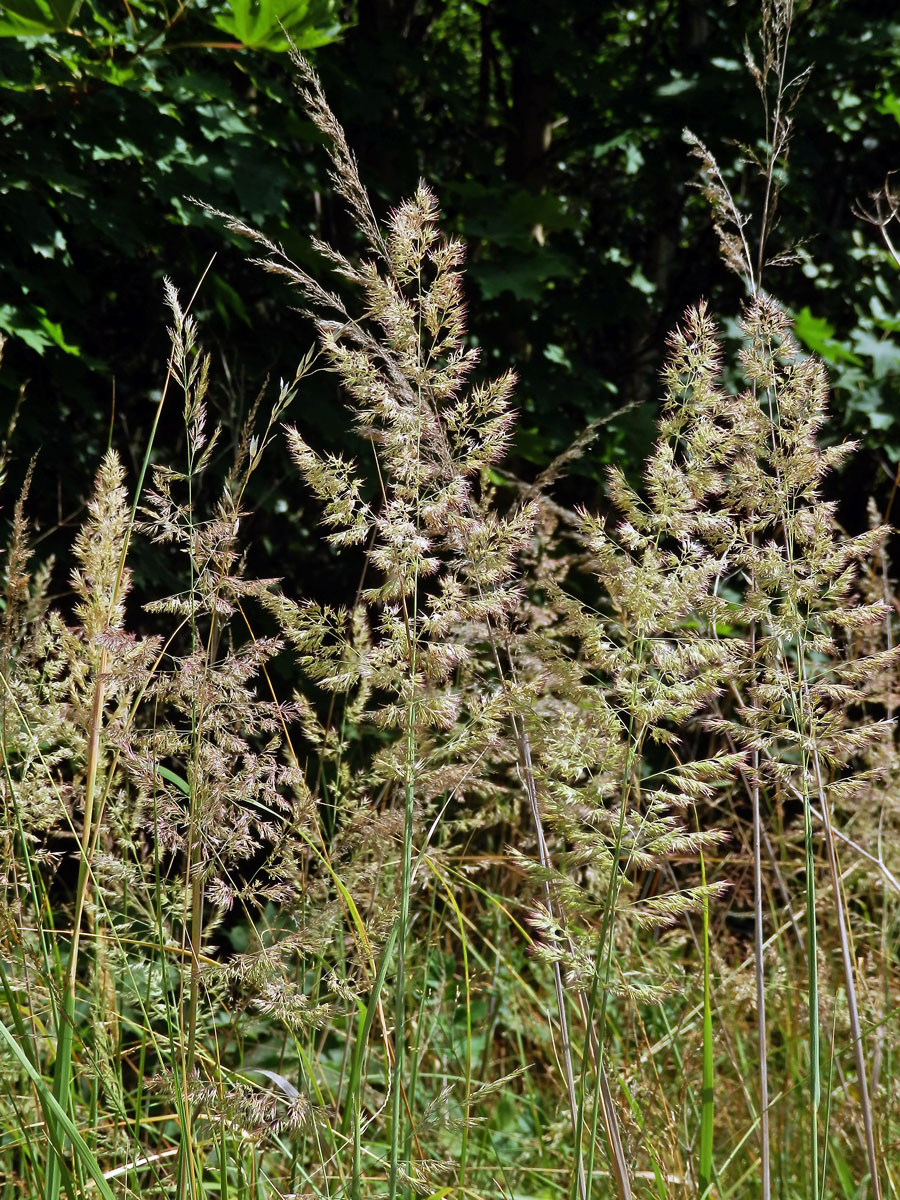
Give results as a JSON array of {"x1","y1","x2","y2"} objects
[{"x1": 2, "y1": 1, "x2": 899, "y2": 582}]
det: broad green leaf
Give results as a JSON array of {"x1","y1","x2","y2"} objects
[
  {"x1": 0, "y1": 0, "x2": 82, "y2": 35},
  {"x1": 211, "y1": 0, "x2": 341, "y2": 51},
  {"x1": 794, "y1": 306, "x2": 862, "y2": 366},
  {"x1": 851, "y1": 329, "x2": 900, "y2": 379},
  {"x1": 877, "y1": 91, "x2": 900, "y2": 126},
  {"x1": 0, "y1": 305, "x2": 80, "y2": 356}
]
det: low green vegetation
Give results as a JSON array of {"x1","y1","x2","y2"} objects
[{"x1": 1, "y1": 9, "x2": 899, "y2": 1200}]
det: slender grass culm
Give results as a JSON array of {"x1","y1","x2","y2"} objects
[
  {"x1": 2, "y1": 5, "x2": 900, "y2": 1197},
  {"x1": 686, "y1": 4, "x2": 894, "y2": 1192}
]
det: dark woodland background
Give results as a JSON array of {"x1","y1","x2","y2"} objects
[{"x1": 1, "y1": 0, "x2": 898, "y2": 603}]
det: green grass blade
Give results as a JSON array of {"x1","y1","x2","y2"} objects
[
  {"x1": 343, "y1": 917, "x2": 399, "y2": 1137},
  {"x1": 45, "y1": 986, "x2": 75, "y2": 1200},
  {"x1": 804, "y1": 791, "x2": 820, "y2": 1200},
  {"x1": 345, "y1": 918, "x2": 399, "y2": 1200},
  {"x1": 0, "y1": 1018, "x2": 117, "y2": 1200},
  {"x1": 698, "y1": 848, "x2": 714, "y2": 1198}
]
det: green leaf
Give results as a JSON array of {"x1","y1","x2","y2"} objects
[
  {"x1": 0, "y1": 1019, "x2": 117, "y2": 1200},
  {"x1": 35, "y1": 311, "x2": 80, "y2": 355},
  {"x1": 155, "y1": 764, "x2": 191, "y2": 795},
  {"x1": 851, "y1": 329, "x2": 900, "y2": 379},
  {"x1": 543, "y1": 343, "x2": 572, "y2": 370},
  {"x1": 0, "y1": 305, "x2": 80, "y2": 356},
  {"x1": 471, "y1": 248, "x2": 574, "y2": 302},
  {"x1": 210, "y1": 272, "x2": 252, "y2": 327},
  {"x1": 211, "y1": 0, "x2": 341, "y2": 51},
  {"x1": 0, "y1": 0, "x2": 82, "y2": 35},
  {"x1": 794, "y1": 307, "x2": 862, "y2": 366},
  {"x1": 876, "y1": 91, "x2": 900, "y2": 126},
  {"x1": 657, "y1": 74, "x2": 695, "y2": 97}
]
